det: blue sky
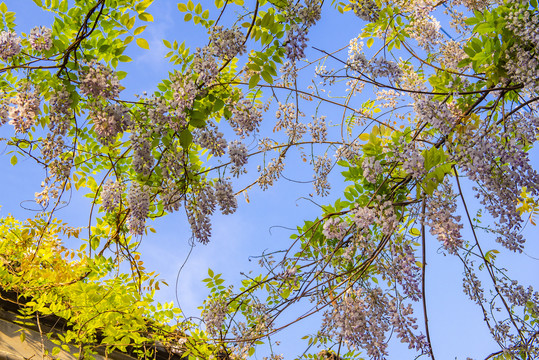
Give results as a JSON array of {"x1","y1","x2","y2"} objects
[{"x1": 2, "y1": 1, "x2": 539, "y2": 359}]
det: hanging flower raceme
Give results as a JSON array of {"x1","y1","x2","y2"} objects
[
  {"x1": 79, "y1": 60, "x2": 121, "y2": 100},
  {"x1": 0, "y1": 30, "x2": 21, "y2": 60},
  {"x1": 8, "y1": 85, "x2": 40, "y2": 133},
  {"x1": 127, "y1": 182, "x2": 150, "y2": 236},
  {"x1": 29, "y1": 26, "x2": 52, "y2": 52},
  {"x1": 101, "y1": 180, "x2": 123, "y2": 212},
  {"x1": 90, "y1": 103, "x2": 131, "y2": 144}
]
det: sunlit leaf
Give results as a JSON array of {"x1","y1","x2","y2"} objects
[
  {"x1": 138, "y1": 12, "x2": 154, "y2": 22},
  {"x1": 136, "y1": 38, "x2": 150, "y2": 49}
]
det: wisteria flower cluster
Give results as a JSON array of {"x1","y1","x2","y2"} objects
[
  {"x1": 346, "y1": 37, "x2": 401, "y2": 81},
  {"x1": 188, "y1": 186, "x2": 215, "y2": 244},
  {"x1": 90, "y1": 103, "x2": 131, "y2": 144},
  {"x1": 409, "y1": 15, "x2": 442, "y2": 52},
  {"x1": 397, "y1": 143, "x2": 426, "y2": 178},
  {"x1": 352, "y1": 0, "x2": 380, "y2": 22},
  {"x1": 424, "y1": 181, "x2": 463, "y2": 254},
  {"x1": 282, "y1": 0, "x2": 321, "y2": 62},
  {"x1": 286, "y1": 0, "x2": 321, "y2": 27},
  {"x1": 29, "y1": 26, "x2": 52, "y2": 52},
  {"x1": 49, "y1": 87, "x2": 72, "y2": 136},
  {"x1": 127, "y1": 183, "x2": 150, "y2": 236},
  {"x1": 503, "y1": 3, "x2": 539, "y2": 92},
  {"x1": 8, "y1": 85, "x2": 40, "y2": 133},
  {"x1": 41, "y1": 134, "x2": 64, "y2": 161},
  {"x1": 79, "y1": 60, "x2": 121, "y2": 100},
  {"x1": 202, "y1": 297, "x2": 228, "y2": 337},
  {"x1": 361, "y1": 156, "x2": 382, "y2": 183},
  {"x1": 187, "y1": 180, "x2": 238, "y2": 243},
  {"x1": 214, "y1": 180, "x2": 237, "y2": 215},
  {"x1": 191, "y1": 48, "x2": 219, "y2": 86},
  {"x1": 322, "y1": 288, "x2": 390, "y2": 359},
  {"x1": 285, "y1": 25, "x2": 308, "y2": 62},
  {"x1": 101, "y1": 180, "x2": 123, "y2": 212},
  {"x1": 131, "y1": 132, "x2": 154, "y2": 176},
  {"x1": 322, "y1": 216, "x2": 348, "y2": 240},
  {"x1": 229, "y1": 99, "x2": 262, "y2": 138},
  {"x1": 0, "y1": 30, "x2": 21, "y2": 60},
  {"x1": 195, "y1": 125, "x2": 227, "y2": 157},
  {"x1": 228, "y1": 140, "x2": 248, "y2": 177},
  {"x1": 257, "y1": 158, "x2": 285, "y2": 190},
  {"x1": 313, "y1": 154, "x2": 332, "y2": 196},
  {"x1": 170, "y1": 71, "x2": 198, "y2": 130},
  {"x1": 351, "y1": 206, "x2": 375, "y2": 231},
  {"x1": 209, "y1": 26, "x2": 246, "y2": 60},
  {"x1": 308, "y1": 115, "x2": 327, "y2": 142}
]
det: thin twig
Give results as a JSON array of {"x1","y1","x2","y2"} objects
[{"x1": 421, "y1": 197, "x2": 435, "y2": 359}]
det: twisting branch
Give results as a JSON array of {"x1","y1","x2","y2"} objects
[
  {"x1": 57, "y1": 0, "x2": 106, "y2": 76},
  {"x1": 421, "y1": 196, "x2": 435, "y2": 360}
]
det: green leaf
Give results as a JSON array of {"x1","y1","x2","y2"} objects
[
  {"x1": 163, "y1": 39, "x2": 172, "y2": 48},
  {"x1": 265, "y1": 63, "x2": 277, "y2": 76},
  {"x1": 248, "y1": 73, "x2": 260, "y2": 89},
  {"x1": 126, "y1": 15, "x2": 136, "y2": 29},
  {"x1": 367, "y1": 37, "x2": 374, "y2": 48},
  {"x1": 190, "y1": 112, "x2": 206, "y2": 128},
  {"x1": 135, "y1": 0, "x2": 153, "y2": 12},
  {"x1": 194, "y1": 3, "x2": 202, "y2": 14},
  {"x1": 465, "y1": 17, "x2": 480, "y2": 26},
  {"x1": 471, "y1": 38, "x2": 482, "y2": 53},
  {"x1": 179, "y1": 130, "x2": 193, "y2": 148},
  {"x1": 282, "y1": 287, "x2": 291, "y2": 299},
  {"x1": 10, "y1": 155, "x2": 17, "y2": 165},
  {"x1": 116, "y1": 71, "x2": 128, "y2": 80},
  {"x1": 184, "y1": 13, "x2": 192, "y2": 21},
  {"x1": 474, "y1": 22, "x2": 493, "y2": 35},
  {"x1": 136, "y1": 38, "x2": 150, "y2": 49},
  {"x1": 134, "y1": 25, "x2": 147, "y2": 35},
  {"x1": 409, "y1": 228, "x2": 421, "y2": 237},
  {"x1": 247, "y1": 62, "x2": 260, "y2": 71},
  {"x1": 213, "y1": 99, "x2": 224, "y2": 112},
  {"x1": 268, "y1": 0, "x2": 287, "y2": 8},
  {"x1": 119, "y1": 55, "x2": 132, "y2": 62},
  {"x1": 124, "y1": 35, "x2": 134, "y2": 45},
  {"x1": 138, "y1": 12, "x2": 154, "y2": 22},
  {"x1": 90, "y1": 237, "x2": 100, "y2": 251},
  {"x1": 98, "y1": 44, "x2": 110, "y2": 53},
  {"x1": 0, "y1": 2, "x2": 7, "y2": 13},
  {"x1": 178, "y1": 3, "x2": 187, "y2": 11},
  {"x1": 261, "y1": 71, "x2": 273, "y2": 84},
  {"x1": 187, "y1": 0, "x2": 194, "y2": 11}
]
